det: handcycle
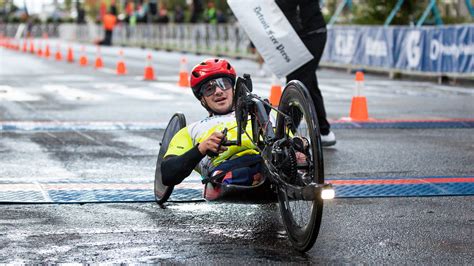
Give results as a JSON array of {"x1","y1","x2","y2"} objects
[{"x1": 154, "y1": 74, "x2": 335, "y2": 252}]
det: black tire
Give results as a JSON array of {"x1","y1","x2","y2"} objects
[
  {"x1": 154, "y1": 113, "x2": 186, "y2": 204},
  {"x1": 275, "y1": 80, "x2": 324, "y2": 252}
]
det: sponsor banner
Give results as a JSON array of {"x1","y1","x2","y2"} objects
[
  {"x1": 323, "y1": 25, "x2": 473, "y2": 74},
  {"x1": 324, "y1": 27, "x2": 361, "y2": 65}
]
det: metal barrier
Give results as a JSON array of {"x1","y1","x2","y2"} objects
[
  {"x1": 56, "y1": 23, "x2": 254, "y2": 58},
  {"x1": 2, "y1": 23, "x2": 472, "y2": 79},
  {"x1": 0, "y1": 23, "x2": 60, "y2": 38}
]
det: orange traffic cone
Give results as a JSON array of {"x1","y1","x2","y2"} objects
[
  {"x1": 116, "y1": 50, "x2": 127, "y2": 75},
  {"x1": 44, "y1": 43, "x2": 51, "y2": 58},
  {"x1": 22, "y1": 39, "x2": 27, "y2": 52},
  {"x1": 29, "y1": 38, "x2": 35, "y2": 54},
  {"x1": 79, "y1": 46, "x2": 88, "y2": 66},
  {"x1": 55, "y1": 43, "x2": 63, "y2": 61},
  {"x1": 269, "y1": 74, "x2": 282, "y2": 106},
  {"x1": 37, "y1": 43, "x2": 43, "y2": 57},
  {"x1": 94, "y1": 46, "x2": 103, "y2": 69},
  {"x1": 348, "y1": 71, "x2": 369, "y2": 121},
  {"x1": 67, "y1": 46, "x2": 74, "y2": 63},
  {"x1": 143, "y1": 53, "x2": 156, "y2": 80},
  {"x1": 177, "y1": 57, "x2": 190, "y2": 87}
]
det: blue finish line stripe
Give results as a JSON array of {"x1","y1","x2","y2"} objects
[
  {"x1": 331, "y1": 120, "x2": 474, "y2": 129},
  {"x1": 1, "y1": 176, "x2": 473, "y2": 203},
  {"x1": 1, "y1": 119, "x2": 474, "y2": 132}
]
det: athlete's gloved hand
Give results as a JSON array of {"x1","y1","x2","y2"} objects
[{"x1": 198, "y1": 131, "x2": 228, "y2": 157}]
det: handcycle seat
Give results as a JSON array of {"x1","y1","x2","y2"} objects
[
  {"x1": 202, "y1": 155, "x2": 276, "y2": 202},
  {"x1": 203, "y1": 173, "x2": 276, "y2": 202}
]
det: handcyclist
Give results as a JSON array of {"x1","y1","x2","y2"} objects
[{"x1": 161, "y1": 58, "x2": 264, "y2": 187}]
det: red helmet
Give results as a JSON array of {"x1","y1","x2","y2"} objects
[{"x1": 190, "y1": 58, "x2": 236, "y2": 99}]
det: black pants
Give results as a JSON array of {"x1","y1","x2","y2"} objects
[
  {"x1": 99, "y1": 30, "x2": 113, "y2": 46},
  {"x1": 287, "y1": 31, "x2": 329, "y2": 135}
]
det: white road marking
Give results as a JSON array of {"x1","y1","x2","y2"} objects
[
  {"x1": 0, "y1": 120, "x2": 169, "y2": 131},
  {"x1": 113, "y1": 132, "x2": 160, "y2": 152},
  {"x1": 94, "y1": 82, "x2": 175, "y2": 100},
  {"x1": 0, "y1": 85, "x2": 41, "y2": 101},
  {"x1": 0, "y1": 136, "x2": 77, "y2": 179},
  {"x1": 34, "y1": 181, "x2": 53, "y2": 202},
  {"x1": 149, "y1": 75, "x2": 179, "y2": 82},
  {"x1": 151, "y1": 82, "x2": 194, "y2": 96},
  {"x1": 42, "y1": 84, "x2": 103, "y2": 101},
  {"x1": 97, "y1": 67, "x2": 117, "y2": 74}
]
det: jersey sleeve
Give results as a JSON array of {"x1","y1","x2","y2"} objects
[{"x1": 164, "y1": 127, "x2": 194, "y2": 158}]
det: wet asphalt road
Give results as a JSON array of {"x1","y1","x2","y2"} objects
[
  {"x1": 1, "y1": 43, "x2": 474, "y2": 263},
  {"x1": 1, "y1": 198, "x2": 473, "y2": 264}
]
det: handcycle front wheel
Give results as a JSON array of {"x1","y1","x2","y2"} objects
[
  {"x1": 275, "y1": 80, "x2": 325, "y2": 252},
  {"x1": 154, "y1": 113, "x2": 187, "y2": 204}
]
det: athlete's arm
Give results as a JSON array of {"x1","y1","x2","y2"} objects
[
  {"x1": 161, "y1": 131, "x2": 227, "y2": 186},
  {"x1": 161, "y1": 145, "x2": 205, "y2": 186}
]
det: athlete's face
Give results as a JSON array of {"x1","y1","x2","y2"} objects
[{"x1": 201, "y1": 78, "x2": 234, "y2": 114}]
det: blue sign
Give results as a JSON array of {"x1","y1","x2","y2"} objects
[{"x1": 322, "y1": 25, "x2": 474, "y2": 74}]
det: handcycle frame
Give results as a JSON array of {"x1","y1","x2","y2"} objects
[
  {"x1": 209, "y1": 74, "x2": 333, "y2": 201},
  {"x1": 155, "y1": 73, "x2": 334, "y2": 251}
]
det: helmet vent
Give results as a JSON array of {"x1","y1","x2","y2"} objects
[
  {"x1": 214, "y1": 59, "x2": 219, "y2": 63},
  {"x1": 200, "y1": 62, "x2": 206, "y2": 66},
  {"x1": 192, "y1": 71, "x2": 200, "y2": 78},
  {"x1": 227, "y1": 63, "x2": 232, "y2": 70}
]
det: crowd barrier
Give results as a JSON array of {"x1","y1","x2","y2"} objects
[
  {"x1": 0, "y1": 23, "x2": 60, "y2": 38},
  {"x1": 55, "y1": 23, "x2": 253, "y2": 59},
  {"x1": 1, "y1": 23, "x2": 473, "y2": 78}
]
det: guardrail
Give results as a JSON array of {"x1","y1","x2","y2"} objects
[{"x1": 1, "y1": 23, "x2": 473, "y2": 80}]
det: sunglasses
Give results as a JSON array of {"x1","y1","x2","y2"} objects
[{"x1": 200, "y1": 77, "x2": 233, "y2": 97}]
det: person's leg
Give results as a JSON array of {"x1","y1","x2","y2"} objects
[
  {"x1": 287, "y1": 32, "x2": 331, "y2": 136},
  {"x1": 104, "y1": 30, "x2": 112, "y2": 46},
  {"x1": 109, "y1": 29, "x2": 114, "y2": 46},
  {"x1": 287, "y1": 60, "x2": 330, "y2": 135},
  {"x1": 307, "y1": 32, "x2": 330, "y2": 135}
]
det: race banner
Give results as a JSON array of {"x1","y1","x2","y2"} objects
[
  {"x1": 227, "y1": 0, "x2": 314, "y2": 78},
  {"x1": 322, "y1": 24, "x2": 474, "y2": 74}
]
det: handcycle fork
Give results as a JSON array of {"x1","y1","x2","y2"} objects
[
  {"x1": 280, "y1": 181, "x2": 333, "y2": 201},
  {"x1": 265, "y1": 154, "x2": 329, "y2": 201}
]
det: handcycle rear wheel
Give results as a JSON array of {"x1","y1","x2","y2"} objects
[
  {"x1": 154, "y1": 113, "x2": 187, "y2": 204},
  {"x1": 275, "y1": 80, "x2": 324, "y2": 252}
]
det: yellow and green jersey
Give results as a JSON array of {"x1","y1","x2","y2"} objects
[{"x1": 164, "y1": 112, "x2": 259, "y2": 177}]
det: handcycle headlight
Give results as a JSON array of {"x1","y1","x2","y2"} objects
[{"x1": 321, "y1": 185, "x2": 335, "y2": 200}]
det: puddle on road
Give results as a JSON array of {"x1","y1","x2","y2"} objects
[
  {"x1": 208, "y1": 228, "x2": 253, "y2": 239},
  {"x1": 167, "y1": 203, "x2": 216, "y2": 213}
]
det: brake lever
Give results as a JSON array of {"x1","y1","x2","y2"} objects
[
  {"x1": 206, "y1": 128, "x2": 228, "y2": 157},
  {"x1": 216, "y1": 128, "x2": 228, "y2": 151}
]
